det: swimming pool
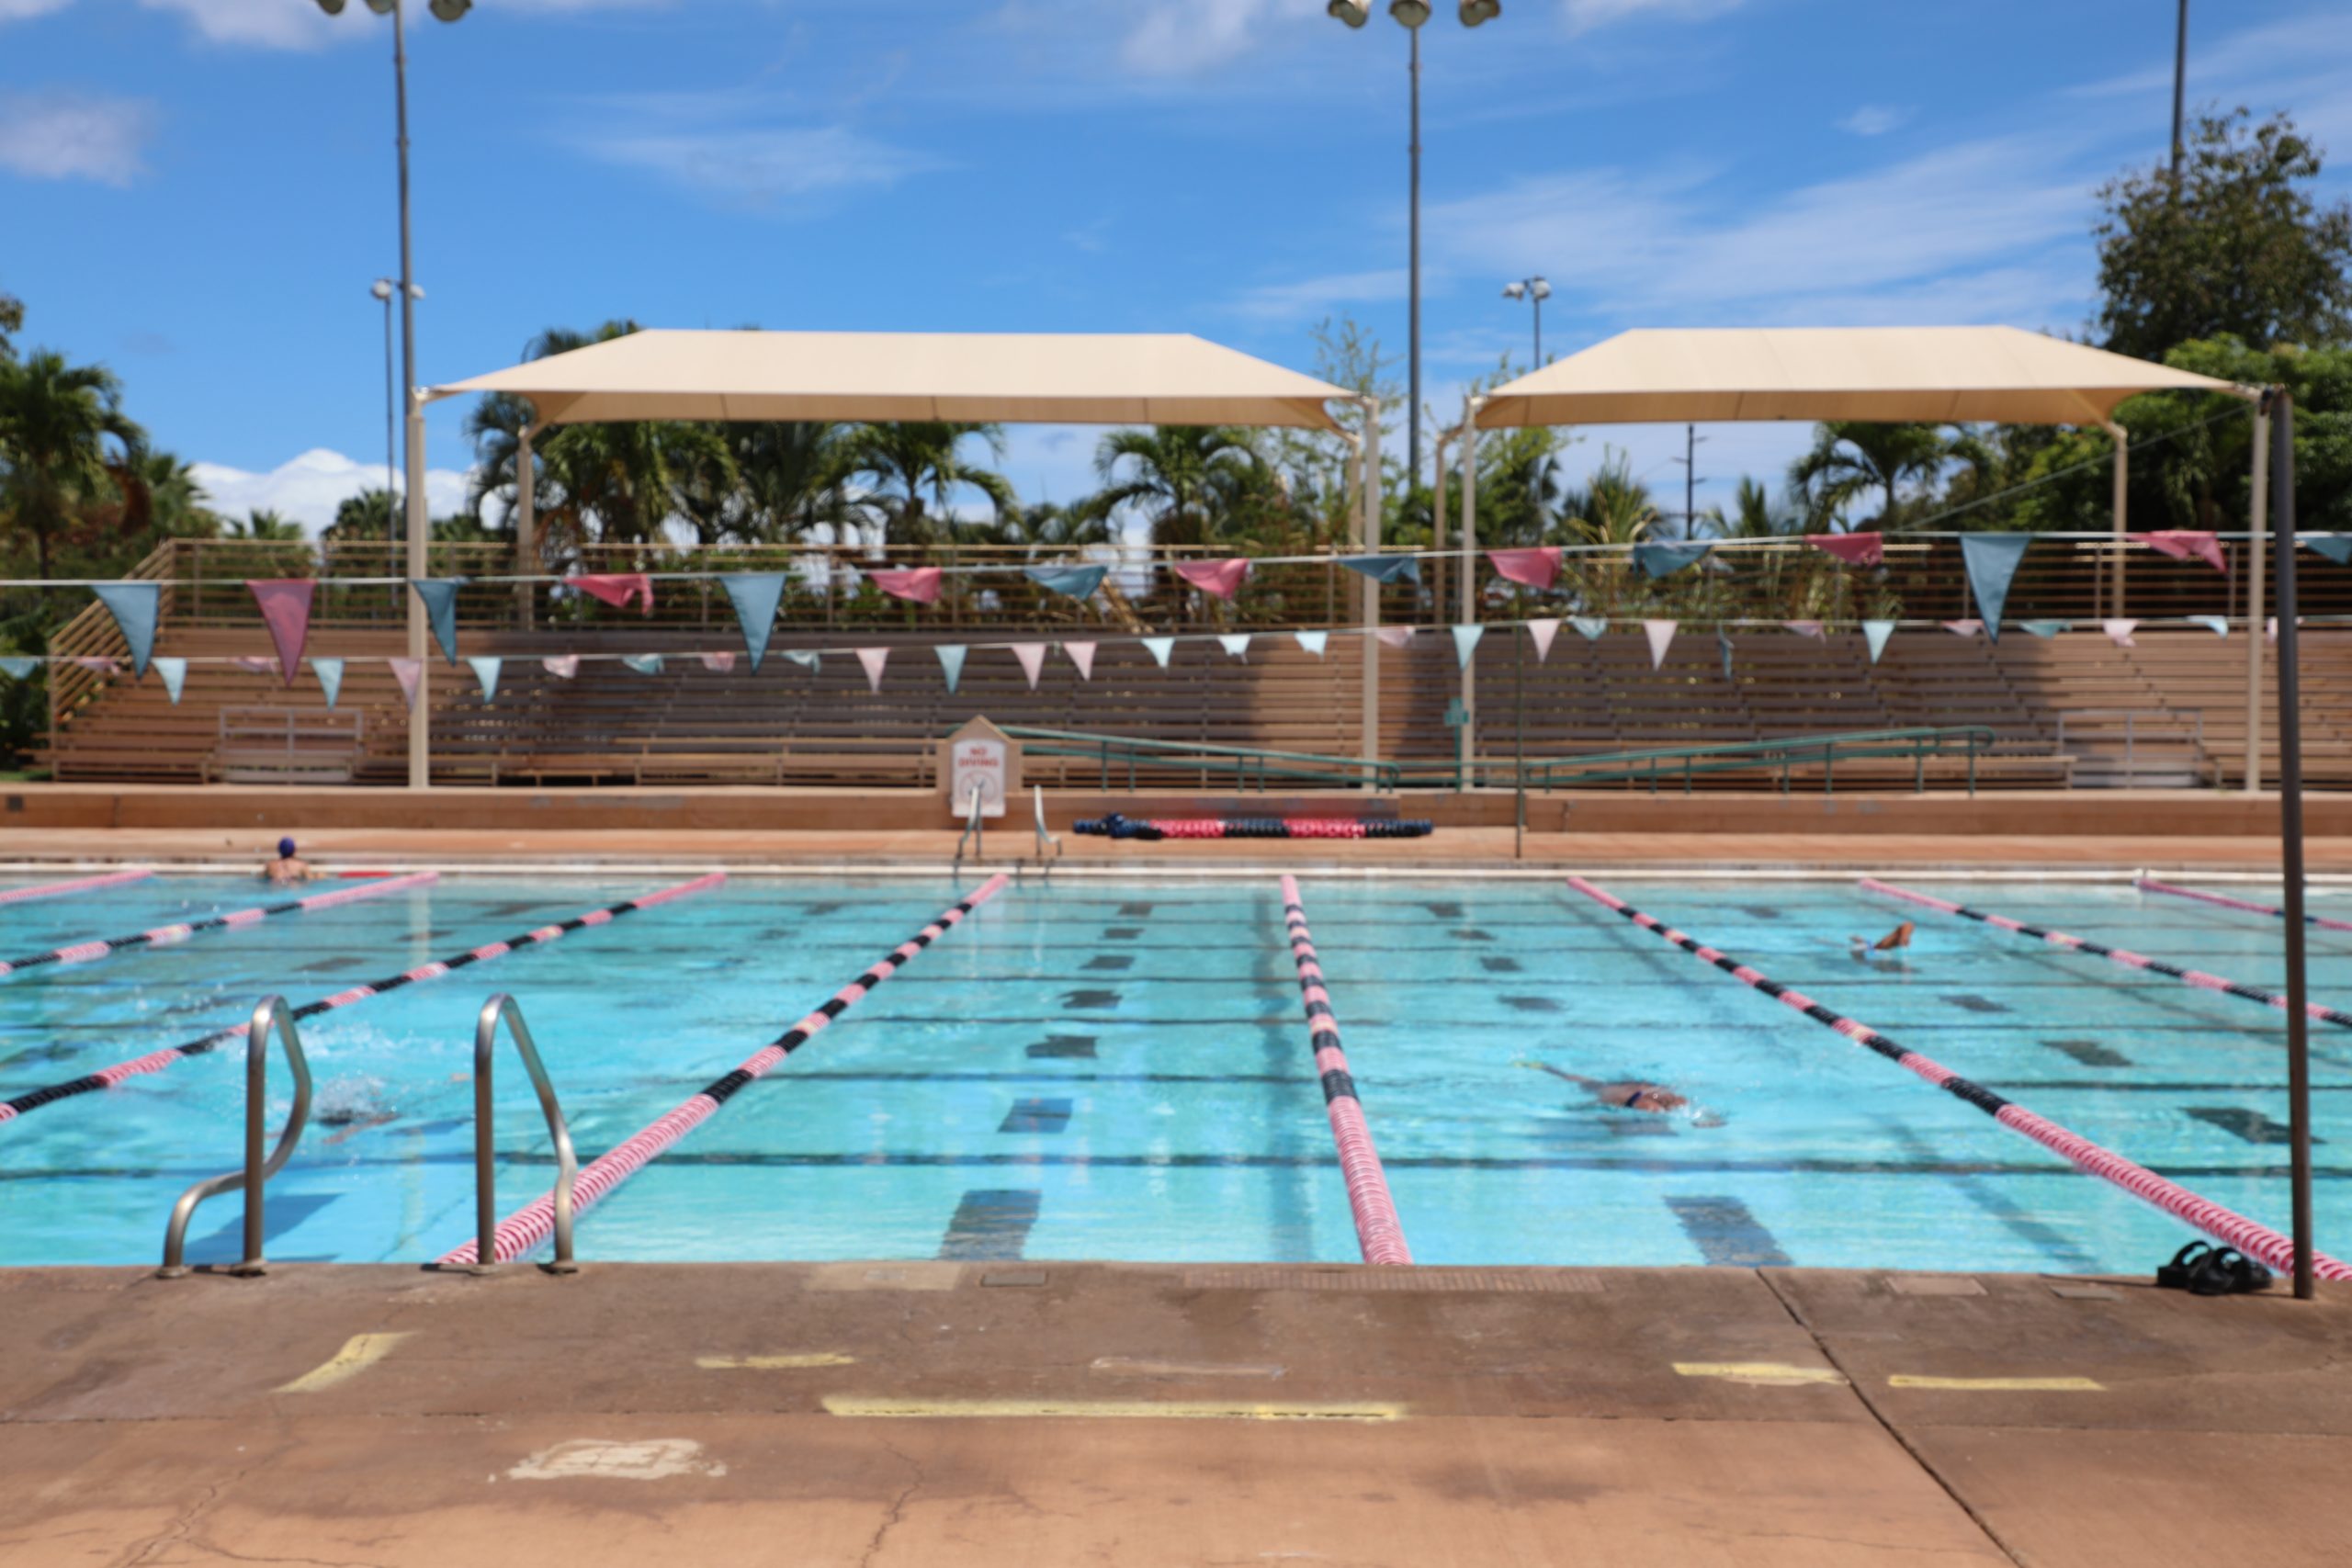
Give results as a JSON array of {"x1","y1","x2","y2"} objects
[{"x1": 2, "y1": 871, "x2": 2343, "y2": 1273}]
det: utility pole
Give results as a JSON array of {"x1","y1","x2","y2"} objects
[
  {"x1": 1672, "y1": 424, "x2": 1708, "y2": 533},
  {"x1": 2171, "y1": 0, "x2": 2188, "y2": 184}
]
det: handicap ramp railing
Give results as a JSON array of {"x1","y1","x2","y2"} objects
[{"x1": 158, "y1": 996, "x2": 312, "y2": 1278}]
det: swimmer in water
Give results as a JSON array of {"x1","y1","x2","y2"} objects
[
  {"x1": 1851, "y1": 919, "x2": 1914, "y2": 953},
  {"x1": 261, "y1": 837, "x2": 313, "y2": 886},
  {"x1": 1521, "y1": 1060, "x2": 1688, "y2": 1113}
]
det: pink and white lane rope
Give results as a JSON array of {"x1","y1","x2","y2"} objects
[
  {"x1": 1862, "y1": 876, "x2": 2352, "y2": 1032},
  {"x1": 0, "y1": 872, "x2": 725, "y2": 1126},
  {"x1": 1566, "y1": 875, "x2": 2349, "y2": 1280},
  {"x1": 0, "y1": 867, "x2": 153, "y2": 906},
  {"x1": 0, "y1": 871, "x2": 438, "y2": 980},
  {"x1": 2136, "y1": 875, "x2": 2352, "y2": 935},
  {"x1": 440, "y1": 874, "x2": 1012, "y2": 1266},
  {"x1": 1278, "y1": 874, "x2": 1413, "y2": 1265}
]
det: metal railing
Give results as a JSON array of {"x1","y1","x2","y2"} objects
[
  {"x1": 1004, "y1": 726, "x2": 1407, "y2": 793},
  {"x1": 953, "y1": 782, "x2": 986, "y2": 873},
  {"x1": 447, "y1": 994, "x2": 578, "y2": 1273},
  {"x1": 1032, "y1": 784, "x2": 1059, "y2": 873},
  {"x1": 2054, "y1": 708, "x2": 2211, "y2": 787},
  {"x1": 158, "y1": 996, "x2": 312, "y2": 1278},
  {"x1": 1498, "y1": 727, "x2": 2003, "y2": 796}
]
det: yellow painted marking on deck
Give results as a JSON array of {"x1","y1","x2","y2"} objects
[
  {"x1": 822, "y1": 1395, "x2": 1403, "y2": 1422},
  {"x1": 1674, "y1": 1361, "x2": 1848, "y2": 1387},
  {"x1": 1888, "y1": 1375, "x2": 2104, "y2": 1392},
  {"x1": 696, "y1": 1353, "x2": 858, "y2": 1371},
  {"x1": 274, "y1": 1332, "x2": 415, "y2": 1393}
]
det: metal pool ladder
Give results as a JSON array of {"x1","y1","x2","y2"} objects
[
  {"x1": 953, "y1": 780, "x2": 985, "y2": 874},
  {"x1": 451, "y1": 993, "x2": 580, "y2": 1273},
  {"x1": 159, "y1": 996, "x2": 312, "y2": 1278}
]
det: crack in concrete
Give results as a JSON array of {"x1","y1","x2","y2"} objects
[{"x1": 855, "y1": 1436, "x2": 927, "y2": 1568}]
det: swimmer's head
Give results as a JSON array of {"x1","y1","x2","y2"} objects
[{"x1": 277, "y1": 837, "x2": 296, "y2": 860}]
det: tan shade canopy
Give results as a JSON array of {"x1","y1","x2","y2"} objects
[
  {"x1": 1475, "y1": 326, "x2": 2252, "y2": 428},
  {"x1": 425, "y1": 329, "x2": 1354, "y2": 430}
]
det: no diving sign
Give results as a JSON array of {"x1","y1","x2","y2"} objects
[{"x1": 941, "y1": 716, "x2": 1018, "y2": 818}]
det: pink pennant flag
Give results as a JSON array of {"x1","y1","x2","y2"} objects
[
  {"x1": 234, "y1": 655, "x2": 276, "y2": 674},
  {"x1": 2102, "y1": 618, "x2": 2138, "y2": 648},
  {"x1": 390, "y1": 657, "x2": 423, "y2": 708},
  {"x1": 1174, "y1": 558, "x2": 1250, "y2": 600},
  {"x1": 2143, "y1": 530, "x2": 2226, "y2": 573},
  {"x1": 1487, "y1": 547, "x2": 1562, "y2": 590},
  {"x1": 1063, "y1": 641, "x2": 1096, "y2": 681},
  {"x1": 572, "y1": 572, "x2": 655, "y2": 614},
  {"x1": 1783, "y1": 620, "x2": 1826, "y2": 640},
  {"x1": 854, "y1": 648, "x2": 889, "y2": 692},
  {"x1": 1374, "y1": 626, "x2": 1415, "y2": 649},
  {"x1": 1811, "y1": 532, "x2": 1883, "y2": 567},
  {"x1": 75, "y1": 656, "x2": 121, "y2": 676},
  {"x1": 1011, "y1": 642, "x2": 1046, "y2": 689},
  {"x1": 246, "y1": 579, "x2": 315, "y2": 686},
  {"x1": 1526, "y1": 618, "x2": 1560, "y2": 663},
  {"x1": 699, "y1": 651, "x2": 736, "y2": 673},
  {"x1": 1642, "y1": 619, "x2": 1676, "y2": 670},
  {"x1": 541, "y1": 655, "x2": 579, "y2": 679},
  {"x1": 1943, "y1": 619, "x2": 1983, "y2": 638},
  {"x1": 870, "y1": 567, "x2": 944, "y2": 605}
]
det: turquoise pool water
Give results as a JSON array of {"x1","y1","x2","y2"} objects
[{"x1": 2, "y1": 872, "x2": 2344, "y2": 1273}]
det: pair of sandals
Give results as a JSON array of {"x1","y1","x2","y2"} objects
[{"x1": 2156, "y1": 1241, "x2": 2272, "y2": 1295}]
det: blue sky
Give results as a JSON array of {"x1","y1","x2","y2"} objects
[{"x1": 3, "y1": 0, "x2": 2348, "y2": 531}]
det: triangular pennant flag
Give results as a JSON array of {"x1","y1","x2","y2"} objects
[
  {"x1": 2189, "y1": 615, "x2": 2230, "y2": 637},
  {"x1": 1487, "y1": 547, "x2": 1561, "y2": 590},
  {"x1": 1025, "y1": 562, "x2": 1108, "y2": 600},
  {"x1": 855, "y1": 647, "x2": 889, "y2": 692},
  {"x1": 1217, "y1": 633, "x2": 1251, "y2": 661},
  {"x1": 1958, "y1": 535, "x2": 2029, "y2": 643},
  {"x1": 1064, "y1": 641, "x2": 1095, "y2": 681},
  {"x1": 571, "y1": 572, "x2": 654, "y2": 614},
  {"x1": 1632, "y1": 541, "x2": 1712, "y2": 580},
  {"x1": 1335, "y1": 553, "x2": 1420, "y2": 584},
  {"x1": 2102, "y1": 618, "x2": 2139, "y2": 648},
  {"x1": 720, "y1": 572, "x2": 786, "y2": 671},
  {"x1": 1012, "y1": 642, "x2": 1047, "y2": 688},
  {"x1": 1863, "y1": 621, "x2": 1896, "y2": 664},
  {"x1": 92, "y1": 581, "x2": 160, "y2": 676},
  {"x1": 935, "y1": 644, "x2": 967, "y2": 694},
  {"x1": 1811, "y1": 531, "x2": 1883, "y2": 567},
  {"x1": 871, "y1": 566, "x2": 944, "y2": 605},
  {"x1": 2019, "y1": 619, "x2": 2072, "y2": 638},
  {"x1": 246, "y1": 579, "x2": 314, "y2": 685},
  {"x1": 1527, "y1": 618, "x2": 1560, "y2": 662},
  {"x1": 2302, "y1": 535, "x2": 2352, "y2": 565},
  {"x1": 0, "y1": 657, "x2": 37, "y2": 680},
  {"x1": 542, "y1": 655, "x2": 580, "y2": 678},
  {"x1": 1175, "y1": 558, "x2": 1250, "y2": 600},
  {"x1": 1570, "y1": 615, "x2": 1608, "y2": 641},
  {"x1": 1643, "y1": 619, "x2": 1676, "y2": 670},
  {"x1": 390, "y1": 657, "x2": 423, "y2": 709},
  {"x1": 1451, "y1": 624, "x2": 1485, "y2": 668},
  {"x1": 1294, "y1": 630, "x2": 1329, "y2": 658},
  {"x1": 154, "y1": 656, "x2": 187, "y2": 704},
  {"x1": 785, "y1": 649, "x2": 822, "y2": 671},
  {"x1": 234, "y1": 656, "x2": 274, "y2": 675},
  {"x1": 1374, "y1": 626, "x2": 1415, "y2": 649},
  {"x1": 1717, "y1": 628, "x2": 1736, "y2": 681},
  {"x1": 1943, "y1": 619, "x2": 1984, "y2": 638},
  {"x1": 2143, "y1": 531, "x2": 2226, "y2": 573},
  {"x1": 1782, "y1": 620, "x2": 1826, "y2": 640},
  {"x1": 1142, "y1": 637, "x2": 1176, "y2": 668},
  {"x1": 310, "y1": 656, "x2": 344, "y2": 710},
  {"x1": 409, "y1": 578, "x2": 464, "y2": 664},
  {"x1": 699, "y1": 651, "x2": 736, "y2": 673},
  {"x1": 468, "y1": 655, "x2": 503, "y2": 703},
  {"x1": 621, "y1": 654, "x2": 665, "y2": 675}
]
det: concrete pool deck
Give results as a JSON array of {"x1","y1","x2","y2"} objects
[{"x1": 1, "y1": 1262, "x2": 2344, "y2": 1566}]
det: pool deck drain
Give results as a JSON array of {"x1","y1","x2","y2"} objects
[{"x1": 0, "y1": 1263, "x2": 2344, "y2": 1567}]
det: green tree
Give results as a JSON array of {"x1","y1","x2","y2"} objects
[
  {"x1": 0, "y1": 349, "x2": 146, "y2": 578},
  {"x1": 228, "y1": 509, "x2": 303, "y2": 541},
  {"x1": 1088, "y1": 425, "x2": 1265, "y2": 551},
  {"x1": 2096, "y1": 108, "x2": 2352, "y2": 358},
  {"x1": 0, "y1": 289, "x2": 21, "y2": 362},
  {"x1": 840, "y1": 421, "x2": 1017, "y2": 547},
  {"x1": 323, "y1": 487, "x2": 397, "y2": 544},
  {"x1": 1788, "y1": 421, "x2": 1987, "y2": 532}
]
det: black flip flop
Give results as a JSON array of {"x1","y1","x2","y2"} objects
[
  {"x1": 2188, "y1": 1247, "x2": 2272, "y2": 1296},
  {"x1": 2155, "y1": 1241, "x2": 2214, "y2": 1291}
]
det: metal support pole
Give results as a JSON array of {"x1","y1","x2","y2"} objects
[
  {"x1": 1360, "y1": 398, "x2": 1383, "y2": 773},
  {"x1": 2106, "y1": 421, "x2": 2130, "y2": 621},
  {"x1": 2245, "y1": 400, "x2": 2269, "y2": 793},
  {"x1": 1457, "y1": 397, "x2": 1482, "y2": 787},
  {"x1": 393, "y1": 0, "x2": 431, "y2": 789},
  {"x1": 1407, "y1": 27, "x2": 1421, "y2": 485},
  {"x1": 1430, "y1": 424, "x2": 1453, "y2": 629},
  {"x1": 515, "y1": 422, "x2": 538, "y2": 630},
  {"x1": 2269, "y1": 392, "x2": 2315, "y2": 1299}
]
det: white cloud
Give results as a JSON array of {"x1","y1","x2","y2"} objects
[
  {"x1": 1226, "y1": 267, "x2": 1411, "y2": 321},
  {"x1": 1838, "y1": 104, "x2": 1910, "y2": 137},
  {"x1": 136, "y1": 0, "x2": 343, "y2": 51},
  {"x1": 0, "y1": 0, "x2": 74, "y2": 22},
  {"x1": 1119, "y1": 0, "x2": 1317, "y2": 78},
  {"x1": 190, "y1": 449, "x2": 472, "y2": 537},
  {"x1": 576, "y1": 122, "x2": 939, "y2": 210},
  {"x1": 0, "y1": 90, "x2": 155, "y2": 186},
  {"x1": 1561, "y1": 0, "x2": 1747, "y2": 36}
]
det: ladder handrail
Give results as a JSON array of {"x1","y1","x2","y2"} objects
[
  {"x1": 158, "y1": 995, "x2": 311, "y2": 1277},
  {"x1": 953, "y1": 780, "x2": 985, "y2": 874},
  {"x1": 1033, "y1": 784, "x2": 1058, "y2": 867},
  {"x1": 458, "y1": 993, "x2": 579, "y2": 1272}
]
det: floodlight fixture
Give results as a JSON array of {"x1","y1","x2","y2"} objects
[
  {"x1": 1460, "y1": 1, "x2": 1501, "y2": 26},
  {"x1": 1389, "y1": 1, "x2": 1431, "y2": 26},
  {"x1": 1327, "y1": 2, "x2": 1371, "y2": 27}
]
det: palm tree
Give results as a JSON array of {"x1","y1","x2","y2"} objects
[
  {"x1": 725, "y1": 421, "x2": 855, "y2": 544},
  {"x1": 0, "y1": 349, "x2": 145, "y2": 578},
  {"x1": 323, "y1": 488, "x2": 397, "y2": 545},
  {"x1": 229, "y1": 509, "x2": 303, "y2": 541},
  {"x1": 1088, "y1": 426, "x2": 1264, "y2": 550},
  {"x1": 1788, "y1": 421, "x2": 1990, "y2": 532},
  {"x1": 840, "y1": 421, "x2": 1017, "y2": 547},
  {"x1": 1560, "y1": 450, "x2": 1661, "y2": 546}
]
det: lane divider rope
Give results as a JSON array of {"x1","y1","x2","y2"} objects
[
  {"x1": 1079, "y1": 817, "x2": 1434, "y2": 840},
  {"x1": 0, "y1": 867, "x2": 153, "y2": 906},
  {"x1": 1279, "y1": 874, "x2": 1413, "y2": 1265},
  {"x1": 2136, "y1": 875, "x2": 2352, "y2": 935},
  {"x1": 0, "y1": 871, "x2": 438, "y2": 980},
  {"x1": 0, "y1": 872, "x2": 726, "y2": 1125},
  {"x1": 1863, "y1": 875, "x2": 2352, "y2": 1032},
  {"x1": 439, "y1": 874, "x2": 1012, "y2": 1266},
  {"x1": 1566, "y1": 874, "x2": 2349, "y2": 1280}
]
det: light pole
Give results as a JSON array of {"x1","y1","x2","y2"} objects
[
  {"x1": 368, "y1": 278, "x2": 421, "y2": 532},
  {"x1": 1500, "y1": 275, "x2": 1548, "y2": 367},
  {"x1": 1328, "y1": 2, "x2": 1502, "y2": 491},
  {"x1": 317, "y1": 0, "x2": 470, "y2": 790}
]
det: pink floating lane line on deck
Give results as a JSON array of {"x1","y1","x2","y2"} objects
[
  {"x1": 1278, "y1": 874, "x2": 1412, "y2": 1266},
  {"x1": 0, "y1": 867, "x2": 153, "y2": 906},
  {"x1": 1861, "y1": 875, "x2": 2352, "y2": 1031},
  {"x1": 2137, "y1": 876, "x2": 2352, "y2": 935},
  {"x1": 0, "y1": 870, "x2": 439, "y2": 980},
  {"x1": 439, "y1": 874, "x2": 1012, "y2": 1267},
  {"x1": 1566, "y1": 874, "x2": 2348, "y2": 1280}
]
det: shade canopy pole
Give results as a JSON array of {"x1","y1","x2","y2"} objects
[
  {"x1": 2245, "y1": 399, "x2": 2270, "y2": 793},
  {"x1": 2104, "y1": 421, "x2": 2130, "y2": 620},
  {"x1": 1360, "y1": 397, "x2": 1383, "y2": 773},
  {"x1": 1458, "y1": 396, "x2": 1484, "y2": 788},
  {"x1": 2270, "y1": 388, "x2": 2315, "y2": 1301},
  {"x1": 515, "y1": 421, "x2": 540, "y2": 631}
]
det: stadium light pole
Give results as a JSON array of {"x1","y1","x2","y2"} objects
[
  {"x1": 1500, "y1": 275, "x2": 1548, "y2": 366},
  {"x1": 317, "y1": 0, "x2": 472, "y2": 789},
  {"x1": 1327, "y1": 2, "x2": 1503, "y2": 491}
]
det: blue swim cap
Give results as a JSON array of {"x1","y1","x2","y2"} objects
[{"x1": 277, "y1": 837, "x2": 297, "y2": 859}]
